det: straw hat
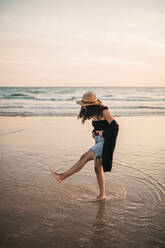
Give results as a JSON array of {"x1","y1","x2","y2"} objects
[{"x1": 76, "y1": 92, "x2": 103, "y2": 106}]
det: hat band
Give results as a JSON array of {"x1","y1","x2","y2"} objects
[{"x1": 82, "y1": 100, "x2": 97, "y2": 104}]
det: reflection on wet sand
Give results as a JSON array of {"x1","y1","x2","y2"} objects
[{"x1": 90, "y1": 201, "x2": 107, "y2": 248}]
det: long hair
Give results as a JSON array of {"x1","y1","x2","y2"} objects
[{"x1": 77, "y1": 101, "x2": 108, "y2": 124}]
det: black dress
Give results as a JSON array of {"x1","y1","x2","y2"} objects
[{"x1": 92, "y1": 119, "x2": 119, "y2": 172}]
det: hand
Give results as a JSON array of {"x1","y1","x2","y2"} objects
[{"x1": 96, "y1": 131, "x2": 103, "y2": 137}]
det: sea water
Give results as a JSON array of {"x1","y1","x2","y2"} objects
[{"x1": 0, "y1": 86, "x2": 165, "y2": 116}]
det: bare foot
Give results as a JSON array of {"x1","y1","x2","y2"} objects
[
  {"x1": 96, "y1": 194, "x2": 106, "y2": 201},
  {"x1": 48, "y1": 168, "x2": 63, "y2": 183}
]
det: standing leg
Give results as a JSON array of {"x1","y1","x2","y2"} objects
[
  {"x1": 49, "y1": 149, "x2": 95, "y2": 183},
  {"x1": 94, "y1": 156, "x2": 106, "y2": 200}
]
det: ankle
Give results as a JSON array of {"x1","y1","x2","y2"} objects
[{"x1": 100, "y1": 193, "x2": 106, "y2": 197}]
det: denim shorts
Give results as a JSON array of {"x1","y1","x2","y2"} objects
[{"x1": 90, "y1": 135, "x2": 104, "y2": 157}]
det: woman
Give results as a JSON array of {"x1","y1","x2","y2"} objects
[{"x1": 49, "y1": 92, "x2": 119, "y2": 201}]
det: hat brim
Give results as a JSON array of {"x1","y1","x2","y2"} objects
[
  {"x1": 76, "y1": 100, "x2": 84, "y2": 105},
  {"x1": 76, "y1": 100, "x2": 103, "y2": 107}
]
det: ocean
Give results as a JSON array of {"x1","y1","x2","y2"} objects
[{"x1": 0, "y1": 87, "x2": 165, "y2": 116}]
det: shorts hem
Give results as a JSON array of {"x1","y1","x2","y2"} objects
[{"x1": 90, "y1": 148, "x2": 102, "y2": 159}]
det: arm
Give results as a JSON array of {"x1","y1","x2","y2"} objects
[{"x1": 102, "y1": 109, "x2": 114, "y2": 124}]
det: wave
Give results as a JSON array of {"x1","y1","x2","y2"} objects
[
  {"x1": 0, "y1": 112, "x2": 76, "y2": 117},
  {"x1": 2, "y1": 94, "x2": 36, "y2": 100},
  {"x1": 112, "y1": 106, "x2": 165, "y2": 110},
  {"x1": 27, "y1": 90, "x2": 43, "y2": 94},
  {"x1": 0, "y1": 106, "x2": 24, "y2": 109},
  {"x1": 137, "y1": 106, "x2": 165, "y2": 109},
  {"x1": 0, "y1": 106, "x2": 78, "y2": 110},
  {"x1": 10, "y1": 93, "x2": 27, "y2": 97},
  {"x1": 1, "y1": 105, "x2": 164, "y2": 110},
  {"x1": 104, "y1": 94, "x2": 113, "y2": 97},
  {"x1": 0, "y1": 111, "x2": 165, "y2": 117},
  {"x1": 103, "y1": 98, "x2": 165, "y2": 102},
  {"x1": 0, "y1": 94, "x2": 78, "y2": 101},
  {"x1": 1, "y1": 95, "x2": 165, "y2": 102}
]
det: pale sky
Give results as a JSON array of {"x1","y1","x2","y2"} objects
[{"x1": 0, "y1": 0, "x2": 165, "y2": 87}]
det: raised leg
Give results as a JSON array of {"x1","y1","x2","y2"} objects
[
  {"x1": 94, "y1": 156, "x2": 106, "y2": 200},
  {"x1": 49, "y1": 149, "x2": 95, "y2": 183}
]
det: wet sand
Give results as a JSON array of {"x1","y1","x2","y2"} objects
[{"x1": 0, "y1": 116, "x2": 165, "y2": 248}]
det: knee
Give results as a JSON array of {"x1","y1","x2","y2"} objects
[
  {"x1": 94, "y1": 157, "x2": 102, "y2": 173},
  {"x1": 94, "y1": 164, "x2": 98, "y2": 174},
  {"x1": 94, "y1": 158, "x2": 99, "y2": 174}
]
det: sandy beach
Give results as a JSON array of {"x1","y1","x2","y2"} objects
[{"x1": 0, "y1": 116, "x2": 165, "y2": 248}]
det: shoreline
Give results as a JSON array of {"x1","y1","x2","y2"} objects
[{"x1": 0, "y1": 113, "x2": 165, "y2": 117}]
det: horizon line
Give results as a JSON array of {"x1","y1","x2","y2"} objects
[{"x1": 0, "y1": 85, "x2": 165, "y2": 88}]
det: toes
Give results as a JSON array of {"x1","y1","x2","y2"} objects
[{"x1": 49, "y1": 168, "x2": 54, "y2": 177}]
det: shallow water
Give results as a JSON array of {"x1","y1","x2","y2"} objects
[{"x1": 0, "y1": 116, "x2": 165, "y2": 248}]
